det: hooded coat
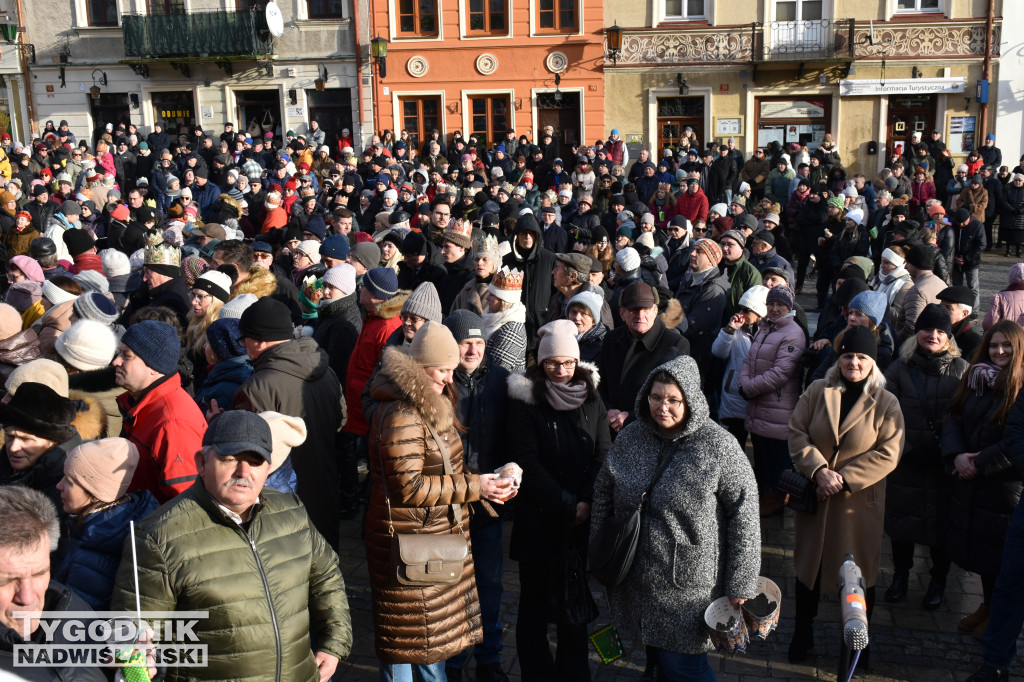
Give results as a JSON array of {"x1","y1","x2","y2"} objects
[
  {"x1": 365, "y1": 347, "x2": 484, "y2": 664},
  {"x1": 312, "y1": 293, "x2": 363, "y2": 387},
  {"x1": 234, "y1": 337, "x2": 346, "y2": 550},
  {"x1": 502, "y1": 216, "x2": 557, "y2": 348},
  {"x1": 590, "y1": 355, "x2": 760, "y2": 654},
  {"x1": 738, "y1": 313, "x2": 806, "y2": 440}
]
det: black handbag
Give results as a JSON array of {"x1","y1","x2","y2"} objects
[
  {"x1": 590, "y1": 451, "x2": 674, "y2": 587},
  {"x1": 561, "y1": 537, "x2": 599, "y2": 626},
  {"x1": 776, "y1": 469, "x2": 818, "y2": 514}
]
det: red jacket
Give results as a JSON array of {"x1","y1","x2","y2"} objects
[
  {"x1": 118, "y1": 373, "x2": 207, "y2": 504},
  {"x1": 343, "y1": 293, "x2": 407, "y2": 436},
  {"x1": 69, "y1": 252, "x2": 104, "y2": 275},
  {"x1": 674, "y1": 189, "x2": 709, "y2": 225}
]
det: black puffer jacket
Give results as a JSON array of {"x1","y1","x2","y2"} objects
[
  {"x1": 943, "y1": 384, "x2": 1023, "y2": 576},
  {"x1": 883, "y1": 341, "x2": 967, "y2": 545}
]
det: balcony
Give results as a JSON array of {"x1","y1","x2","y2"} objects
[
  {"x1": 122, "y1": 10, "x2": 274, "y2": 61},
  {"x1": 752, "y1": 18, "x2": 855, "y2": 64}
]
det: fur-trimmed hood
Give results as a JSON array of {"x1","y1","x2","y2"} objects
[
  {"x1": 69, "y1": 391, "x2": 108, "y2": 441},
  {"x1": 659, "y1": 298, "x2": 684, "y2": 330},
  {"x1": 374, "y1": 290, "x2": 410, "y2": 320},
  {"x1": 506, "y1": 360, "x2": 600, "y2": 407},
  {"x1": 231, "y1": 265, "x2": 278, "y2": 299},
  {"x1": 369, "y1": 346, "x2": 454, "y2": 431}
]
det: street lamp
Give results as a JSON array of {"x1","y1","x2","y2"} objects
[
  {"x1": 90, "y1": 69, "x2": 107, "y2": 101},
  {"x1": 371, "y1": 35, "x2": 388, "y2": 79},
  {"x1": 605, "y1": 22, "x2": 622, "y2": 64},
  {"x1": 554, "y1": 73, "x2": 562, "y2": 103},
  {"x1": 314, "y1": 62, "x2": 328, "y2": 91}
]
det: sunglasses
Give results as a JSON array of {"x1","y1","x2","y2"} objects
[{"x1": 692, "y1": 227, "x2": 709, "y2": 233}]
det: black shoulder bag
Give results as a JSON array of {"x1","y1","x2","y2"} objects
[
  {"x1": 589, "y1": 451, "x2": 674, "y2": 587},
  {"x1": 777, "y1": 432, "x2": 849, "y2": 515}
]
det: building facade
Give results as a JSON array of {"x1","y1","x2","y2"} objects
[
  {"x1": 21, "y1": 0, "x2": 372, "y2": 148},
  {"x1": 604, "y1": 0, "x2": 1002, "y2": 174},
  {"x1": 369, "y1": 0, "x2": 604, "y2": 159}
]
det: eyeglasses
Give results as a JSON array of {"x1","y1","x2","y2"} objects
[
  {"x1": 543, "y1": 359, "x2": 577, "y2": 371},
  {"x1": 648, "y1": 395, "x2": 684, "y2": 409},
  {"x1": 190, "y1": 291, "x2": 211, "y2": 301},
  {"x1": 692, "y1": 227, "x2": 709, "y2": 233}
]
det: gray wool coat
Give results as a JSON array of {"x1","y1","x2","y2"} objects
[{"x1": 590, "y1": 355, "x2": 761, "y2": 655}]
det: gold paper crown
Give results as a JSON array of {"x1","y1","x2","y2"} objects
[
  {"x1": 492, "y1": 266, "x2": 524, "y2": 291},
  {"x1": 473, "y1": 232, "x2": 500, "y2": 258},
  {"x1": 445, "y1": 220, "x2": 473, "y2": 241},
  {"x1": 144, "y1": 242, "x2": 181, "y2": 268}
]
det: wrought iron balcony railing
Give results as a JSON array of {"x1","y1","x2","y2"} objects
[
  {"x1": 122, "y1": 10, "x2": 274, "y2": 60},
  {"x1": 752, "y1": 18, "x2": 855, "y2": 62}
]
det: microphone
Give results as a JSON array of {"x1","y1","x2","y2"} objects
[{"x1": 838, "y1": 553, "x2": 869, "y2": 651}]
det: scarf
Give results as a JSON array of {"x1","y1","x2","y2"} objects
[
  {"x1": 688, "y1": 265, "x2": 716, "y2": 287},
  {"x1": 481, "y1": 302, "x2": 526, "y2": 338},
  {"x1": 967, "y1": 362, "x2": 1000, "y2": 396},
  {"x1": 545, "y1": 379, "x2": 588, "y2": 411}
]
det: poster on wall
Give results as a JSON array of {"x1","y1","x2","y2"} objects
[{"x1": 948, "y1": 116, "x2": 977, "y2": 153}]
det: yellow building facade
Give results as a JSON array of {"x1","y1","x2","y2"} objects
[{"x1": 604, "y1": 0, "x2": 1001, "y2": 175}]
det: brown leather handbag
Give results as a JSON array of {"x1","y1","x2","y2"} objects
[{"x1": 385, "y1": 421, "x2": 468, "y2": 587}]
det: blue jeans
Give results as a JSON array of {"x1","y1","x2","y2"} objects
[
  {"x1": 982, "y1": 494, "x2": 1024, "y2": 669},
  {"x1": 447, "y1": 512, "x2": 505, "y2": 668},
  {"x1": 378, "y1": 662, "x2": 446, "y2": 682},
  {"x1": 653, "y1": 648, "x2": 716, "y2": 681}
]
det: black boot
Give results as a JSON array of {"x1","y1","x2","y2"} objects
[
  {"x1": 444, "y1": 667, "x2": 463, "y2": 682},
  {"x1": 788, "y1": 623, "x2": 814, "y2": 663},
  {"x1": 476, "y1": 661, "x2": 509, "y2": 682},
  {"x1": 885, "y1": 572, "x2": 908, "y2": 603},
  {"x1": 922, "y1": 577, "x2": 946, "y2": 610},
  {"x1": 640, "y1": 645, "x2": 659, "y2": 680},
  {"x1": 965, "y1": 666, "x2": 1009, "y2": 681}
]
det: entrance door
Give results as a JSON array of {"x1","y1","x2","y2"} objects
[
  {"x1": 887, "y1": 94, "x2": 936, "y2": 158},
  {"x1": 536, "y1": 91, "x2": 580, "y2": 161},
  {"x1": 152, "y1": 91, "x2": 196, "y2": 137},
  {"x1": 306, "y1": 89, "x2": 353, "y2": 153},
  {"x1": 657, "y1": 96, "x2": 704, "y2": 153},
  {"x1": 236, "y1": 89, "x2": 281, "y2": 140},
  {"x1": 90, "y1": 93, "x2": 131, "y2": 131}
]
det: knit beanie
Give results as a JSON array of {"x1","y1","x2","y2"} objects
[
  {"x1": 351, "y1": 242, "x2": 382, "y2": 270},
  {"x1": 73, "y1": 270, "x2": 110, "y2": 295},
  {"x1": 402, "y1": 282, "x2": 443, "y2": 323},
  {"x1": 72, "y1": 292, "x2": 118, "y2": 326},
  {"x1": 1010, "y1": 263, "x2": 1024, "y2": 284},
  {"x1": 363, "y1": 267, "x2": 399, "y2": 300},
  {"x1": 692, "y1": 238, "x2": 722, "y2": 267},
  {"x1": 906, "y1": 244, "x2": 935, "y2": 271},
  {"x1": 217, "y1": 293, "x2": 256, "y2": 320},
  {"x1": 408, "y1": 320, "x2": 460, "y2": 367},
  {"x1": 5, "y1": 359, "x2": 69, "y2": 397},
  {"x1": 0, "y1": 303, "x2": 22, "y2": 340},
  {"x1": 568, "y1": 290, "x2": 604, "y2": 323},
  {"x1": 206, "y1": 317, "x2": 246, "y2": 360},
  {"x1": 709, "y1": 203, "x2": 728, "y2": 216},
  {"x1": 323, "y1": 263, "x2": 357, "y2": 296},
  {"x1": 181, "y1": 255, "x2": 210, "y2": 288},
  {"x1": 8, "y1": 255, "x2": 43, "y2": 283},
  {"x1": 845, "y1": 208, "x2": 865, "y2": 225},
  {"x1": 296, "y1": 240, "x2": 321, "y2": 264},
  {"x1": 721, "y1": 229, "x2": 746, "y2": 248},
  {"x1": 64, "y1": 438, "x2": 140, "y2": 503},
  {"x1": 835, "y1": 278, "x2": 869, "y2": 307},
  {"x1": 259, "y1": 411, "x2": 307, "y2": 474},
  {"x1": 238, "y1": 297, "x2": 294, "y2": 342},
  {"x1": 737, "y1": 285, "x2": 769, "y2": 318},
  {"x1": 537, "y1": 319, "x2": 580, "y2": 363},
  {"x1": 616, "y1": 247, "x2": 641, "y2": 272},
  {"x1": 41, "y1": 280, "x2": 78, "y2": 308},
  {"x1": 848, "y1": 290, "x2": 887, "y2": 328},
  {"x1": 827, "y1": 196, "x2": 845, "y2": 210},
  {"x1": 193, "y1": 271, "x2": 233, "y2": 303},
  {"x1": 121, "y1": 320, "x2": 181, "y2": 375},
  {"x1": 55, "y1": 319, "x2": 118, "y2": 371},
  {"x1": 880, "y1": 247, "x2": 905, "y2": 268},
  {"x1": 63, "y1": 228, "x2": 95, "y2": 257},
  {"x1": 320, "y1": 234, "x2": 351, "y2": 260},
  {"x1": 443, "y1": 309, "x2": 485, "y2": 342},
  {"x1": 766, "y1": 285, "x2": 795, "y2": 311},
  {"x1": 914, "y1": 303, "x2": 953, "y2": 337},
  {"x1": 836, "y1": 325, "x2": 877, "y2": 361}
]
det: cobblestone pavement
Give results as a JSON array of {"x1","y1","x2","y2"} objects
[{"x1": 332, "y1": 253, "x2": 1024, "y2": 682}]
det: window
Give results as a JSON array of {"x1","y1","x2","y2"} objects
[
  {"x1": 397, "y1": 0, "x2": 438, "y2": 36},
  {"x1": 400, "y1": 96, "x2": 442, "y2": 150},
  {"x1": 468, "y1": 95, "x2": 510, "y2": 146},
  {"x1": 896, "y1": 0, "x2": 941, "y2": 11},
  {"x1": 87, "y1": 0, "x2": 119, "y2": 26},
  {"x1": 308, "y1": 0, "x2": 345, "y2": 18},
  {"x1": 774, "y1": 0, "x2": 822, "y2": 21},
  {"x1": 467, "y1": 0, "x2": 507, "y2": 35},
  {"x1": 536, "y1": 0, "x2": 576, "y2": 33},
  {"x1": 146, "y1": 0, "x2": 185, "y2": 13},
  {"x1": 664, "y1": 0, "x2": 705, "y2": 20}
]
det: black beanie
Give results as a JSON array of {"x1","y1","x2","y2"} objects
[
  {"x1": 401, "y1": 231, "x2": 428, "y2": 256},
  {"x1": 238, "y1": 297, "x2": 294, "y2": 341},
  {"x1": 906, "y1": 244, "x2": 935, "y2": 271},
  {"x1": 836, "y1": 325, "x2": 877, "y2": 361},
  {"x1": 835, "y1": 278, "x2": 869, "y2": 307},
  {"x1": 914, "y1": 303, "x2": 953, "y2": 337}
]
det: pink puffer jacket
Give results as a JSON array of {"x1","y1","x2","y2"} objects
[{"x1": 738, "y1": 314, "x2": 807, "y2": 440}]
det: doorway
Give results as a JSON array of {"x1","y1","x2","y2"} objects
[
  {"x1": 536, "y1": 91, "x2": 580, "y2": 161},
  {"x1": 90, "y1": 93, "x2": 131, "y2": 132},
  {"x1": 306, "y1": 89, "x2": 353, "y2": 153},
  {"x1": 151, "y1": 91, "x2": 196, "y2": 137},
  {"x1": 235, "y1": 89, "x2": 281, "y2": 140},
  {"x1": 887, "y1": 94, "x2": 936, "y2": 158},
  {"x1": 657, "y1": 96, "x2": 704, "y2": 153}
]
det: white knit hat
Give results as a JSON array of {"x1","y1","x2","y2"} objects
[
  {"x1": 616, "y1": 247, "x2": 641, "y2": 272},
  {"x1": 5, "y1": 359, "x2": 69, "y2": 397},
  {"x1": 323, "y1": 264, "x2": 357, "y2": 296},
  {"x1": 259, "y1": 411, "x2": 307, "y2": 475},
  {"x1": 55, "y1": 319, "x2": 118, "y2": 372},
  {"x1": 100, "y1": 248, "x2": 131, "y2": 277},
  {"x1": 41, "y1": 280, "x2": 78, "y2": 307},
  {"x1": 738, "y1": 285, "x2": 769, "y2": 318},
  {"x1": 296, "y1": 240, "x2": 322, "y2": 264},
  {"x1": 881, "y1": 247, "x2": 905, "y2": 268},
  {"x1": 219, "y1": 293, "x2": 258, "y2": 320}
]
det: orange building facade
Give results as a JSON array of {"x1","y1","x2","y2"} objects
[{"x1": 370, "y1": 0, "x2": 606, "y2": 158}]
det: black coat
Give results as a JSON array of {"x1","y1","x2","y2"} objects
[
  {"x1": 436, "y1": 252, "x2": 475, "y2": 313},
  {"x1": 954, "y1": 218, "x2": 986, "y2": 270},
  {"x1": 943, "y1": 386, "x2": 1023, "y2": 576},
  {"x1": 453, "y1": 362, "x2": 510, "y2": 474},
  {"x1": 598, "y1": 317, "x2": 690, "y2": 417},
  {"x1": 502, "y1": 241, "x2": 557, "y2": 350},
  {"x1": 312, "y1": 293, "x2": 362, "y2": 387},
  {"x1": 506, "y1": 364, "x2": 610, "y2": 560},
  {"x1": 1001, "y1": 182, "x2": 1024, "y2": 244},
  {"x1": 397, "y1": 259, "x2": 447, "y2": 291},
  {"x1": 675, "y1": 268, "x2": 729, "y2": 366},
  {"x1": 884, "y1": 347, "x2": 967, "y2": 546},
  {"x1": 121, "y1": 275, "x2": 192, "y2": 327}
]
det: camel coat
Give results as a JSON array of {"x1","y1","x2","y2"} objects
[{"x1": 789, "y1": 373, "x2": 905, "y2": 592}]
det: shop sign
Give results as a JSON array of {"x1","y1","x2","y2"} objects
[{"x1": 839, "y1": 78, "x2": 965, "y2": 96}]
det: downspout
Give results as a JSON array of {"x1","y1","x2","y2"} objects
[
  {"x1": 14, "y1": 0, "x2": 36, "y2": 136},
  {"x1": 979, "y1": 0, "x2": 994, "y2": 139},
  {"x1": 351, "y1": 0, "x2": 367, "y2": 139}
]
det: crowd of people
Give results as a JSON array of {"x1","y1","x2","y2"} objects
[{"x1": 0, "y1": 116, "x2": 1023, "y2": 682}]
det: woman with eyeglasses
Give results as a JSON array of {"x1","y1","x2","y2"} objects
[
  {"x1": 507, "y1": 319, "x2": 610, "y2": 682},
  {"x1": 590, "y1": 355, "x2": 760, "y2": 681},
  {"x1": 184, "y1": 271, "x2": 231, "y2": 390}
]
